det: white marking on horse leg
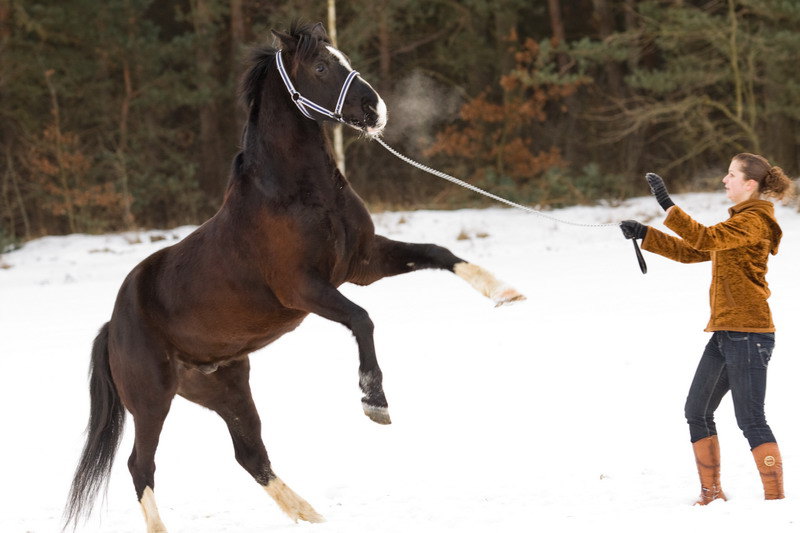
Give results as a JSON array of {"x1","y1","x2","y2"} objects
[
  {"x1": 454, "y1": 262, "x2": 526, "y2": 307},
  {"x1": 139, "y1": 487, "x2": 169, "y2": 533},
  {"x1": 263, "y1": 476, "x2": 325, "y2": 523}
]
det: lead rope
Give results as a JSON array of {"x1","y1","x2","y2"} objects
[
  {"x1": 373, "y1": 136, "x2": 647, "y2": 272},
  {"x1": 374, "y1": 136, "x2": 615, "y2": 228}
]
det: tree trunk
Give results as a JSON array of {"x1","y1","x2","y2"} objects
[
  {"x1": 0, "y1": 0, "x2": 9, "y2": 44},
  {"x1": 592, "y1": 0, "x2": 623, "y2": 97},
  {"x1": 43, "y1": 69, "x2": 76, "y2": 234},
  {"x1": 494, "y1": 2, "x2": 517, "y2": 179},
  {"x1": 192, "y1": 0, "x2": 226, "y2": 211},
  {"x1": 494, "y1": 3, "x2": 516, "y2": 78},
  {"x1": 547, "y1": 0, "x2": 566, "y2": 65},
  {"x1": 4, "y1": 146, "x2": 31, "y2": 241},
  {"x1": 230, "y1": 0, "x2": 246, "y2": 137},
  {"x1": 593, "y1": 0, "x2": 641, "y2": 176},
  {"x1": 624, "y1": 0, "x2": 638, "y2": 71},
  {"x1": 546, "y1": 0, "x2": 579, "y2": 167},
  {"x1": 727, "y1": 0, "x2": 743, "y2": 121},
  {"x1": 115, "y1": 0, "x2": 135, "y2": 229},
  {"x1": 1, "y1": 3, "x2": 28, "y2": 239},
  {"x1": 117, "y1": 58, "x2": 134, "y2": 228},
  {"x1": 377, "y1": 0, "x2": 391, "y2": 87},
  {"x1": 230, "y1": 0, "x2": 244, "y2": 54},
  {"x1": 327, "y1": 0, "x2": 345, "y2": 174}
]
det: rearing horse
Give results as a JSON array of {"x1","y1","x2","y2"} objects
[{"x1": 65, "y1": 22, "x2": 524, "y2": 532}]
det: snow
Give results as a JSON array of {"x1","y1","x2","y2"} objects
[{"x1": 1, "y1": 193, "x2": 798, "y2": 532}]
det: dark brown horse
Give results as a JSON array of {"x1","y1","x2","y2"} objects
[{"x1": 65, "y1": 22, "x2": 524, "y2": 532}]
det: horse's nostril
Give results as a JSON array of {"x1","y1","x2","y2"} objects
[{"x1": 360, "y1": 102, "x2": 377, "y2": 122}]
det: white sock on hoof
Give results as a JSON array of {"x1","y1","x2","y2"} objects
[
  {"x1": 139, "y1": 487, "x2": 169, "y2": 533},
  {"x1": 454, "y1": 262, "x2": 526, "y2": 306},
  {"x1": 264, "y1": 476, "x2": 325, "y2": 523}
]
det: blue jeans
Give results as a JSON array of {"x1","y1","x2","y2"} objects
[{"x1": 684, "y1": 330, "x2": 776, "y2": 449}]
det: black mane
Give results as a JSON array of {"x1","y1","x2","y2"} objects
[
  {"x1": 240, "y1": 45, "x2": 277, "y2": 110},
  {"x1": 239, "y1": 21, "x2": 328, "y2": 111}
]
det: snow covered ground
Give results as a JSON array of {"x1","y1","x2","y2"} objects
[{"x1": 1, "y1": 192, "x2": 798, "y2": 532}]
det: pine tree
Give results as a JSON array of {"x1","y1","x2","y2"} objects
[{"x1": 574, "y1": 0, "x2": 800, "y2": 181}]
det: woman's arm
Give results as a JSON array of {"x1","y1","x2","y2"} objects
[
  {"x1": 664, "y1": 206, "x2": 766, "y2": 252},
  {"x1": 641, "y1": 225, "x2": 711, "y2": 263}
]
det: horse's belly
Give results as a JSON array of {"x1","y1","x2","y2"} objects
[{"x1": 170, "y1": 309, "x2": 307, "y2": 363}]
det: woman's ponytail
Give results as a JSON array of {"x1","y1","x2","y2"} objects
[{"x1": 762, "y1": 166, "x2": 794, "y2": 200}]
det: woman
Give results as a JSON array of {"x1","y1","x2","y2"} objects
[{"x1": 620, "y1": 153, "x2": 793, "y2": 504}]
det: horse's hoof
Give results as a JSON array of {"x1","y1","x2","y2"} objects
[
  {"x1": 362, "y1": 403, "x2": 392, "y2": 425},
  {"x1": 493, "y1": 289, "x2": 526, "y2": 307}
]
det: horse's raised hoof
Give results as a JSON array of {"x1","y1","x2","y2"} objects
[
  {"x1": 492, "y1": 288, "x2": 527, "y2": 307},
  {"x1": 362, "y1": 402, "x2": 392, "y2": 425}
]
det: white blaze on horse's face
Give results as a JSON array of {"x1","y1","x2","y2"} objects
[
  {"x1": 326, "y1": 45, "x2": 353, "y2": 70},
  {"x1": 326, "y1": 45, "x2": 388, "y2": 136}
]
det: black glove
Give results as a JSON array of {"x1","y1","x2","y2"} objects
[
  {"x1": 620, "y1": 220, "x2": 648, "y2": 240},
  {"x1": 646, "y1": 172, "x2": 675, "y2": 211}
]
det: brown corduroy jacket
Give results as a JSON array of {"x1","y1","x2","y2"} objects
[{"x1": 642, "y1": 199, "x2": 782, "y2": 332}]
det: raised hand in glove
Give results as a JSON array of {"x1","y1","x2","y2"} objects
[
  {"x1": 620, "y1": 220, "x2": 648, "y2": 240},
  {"x1": 645, "y1": 172, "x2": 675, "y2": 211}
]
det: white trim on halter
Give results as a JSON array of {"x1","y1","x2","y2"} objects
[{"x1": 275, "y1": 50, "x2": 360, "y2": 123}]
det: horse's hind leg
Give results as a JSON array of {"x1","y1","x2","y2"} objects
[
  {"x1": 356, "y1": 236, "x2": 525, "y2": 306},
  {"x1": 127, "y1": 394, "x2": 175, "y2": 533},
  {"x1": 177, "y1": 357, "x2": 324, "y2": 523},
  {"x1": 111, "y1": 333, "x2": 178, "y2": 533}
]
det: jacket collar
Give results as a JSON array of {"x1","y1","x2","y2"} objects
[
  {"x1": 728, "y1": 198, "x2": 773, "y2": 216},
  {"x1": 728, "y1": 198, "x2": 781, "y2": 255}
]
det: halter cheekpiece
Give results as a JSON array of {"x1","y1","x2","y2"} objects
[{"x1": 275, "y1": 49, "x2": 360, "y2": 123}]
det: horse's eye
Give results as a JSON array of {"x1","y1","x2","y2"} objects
[{"x1": 315, "y1": 63, "x2": 327, "y2": 74}]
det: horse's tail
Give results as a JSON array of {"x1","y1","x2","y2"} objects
[{"x1": 64, "y1": 322, "x2": 126, "y2": 530}]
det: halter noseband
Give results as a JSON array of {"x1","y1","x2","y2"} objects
[{"x1": 275, "y1": 50, "x2": 360, "y2": 123}]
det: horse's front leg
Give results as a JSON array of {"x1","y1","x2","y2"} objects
[
  {"x1": 354, "y1": 236, "x2": 526, "y2": 306},
  {"x1": 276, "y1": 277, "x2": 391, "y2": 425}
]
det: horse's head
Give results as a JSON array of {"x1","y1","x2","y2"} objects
[{"x1": 272, "y1": 23, "x2": 387, "y2": 136}]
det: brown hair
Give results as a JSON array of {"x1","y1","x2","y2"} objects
[{"x1": 733, "y1": 153, "x2": 795, "y2": 201}]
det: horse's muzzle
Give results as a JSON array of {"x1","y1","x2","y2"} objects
[{"x1": 361, "y1": 98, "x2": 387, "y2": 135}]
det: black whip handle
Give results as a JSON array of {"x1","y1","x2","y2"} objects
[{"x1": 632, "y1": 238, "x2": 647, "y2": 274}]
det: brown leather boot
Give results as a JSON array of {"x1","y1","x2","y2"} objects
[
  {"x1": 692, "y1": 435, "x2": 727, "y2": 505},
  {"x1": 752, "y1": 442, "x2": 784, "y2": 500}
]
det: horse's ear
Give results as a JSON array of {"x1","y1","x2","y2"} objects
[
  {"x1": 309, "y1": 22, "x2": 329, "y2": 43},
  {"x1": 271, "y1": 29, "x2": 296, "y2": 50}
]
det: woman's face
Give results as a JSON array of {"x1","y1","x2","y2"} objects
[{"x1": 723, "y1": 159, "x2": 758, "y2": 204}]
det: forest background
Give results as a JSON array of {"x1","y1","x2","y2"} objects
[{"x1": 2, "y1": 0, "x2": 800, "y2": 247}]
